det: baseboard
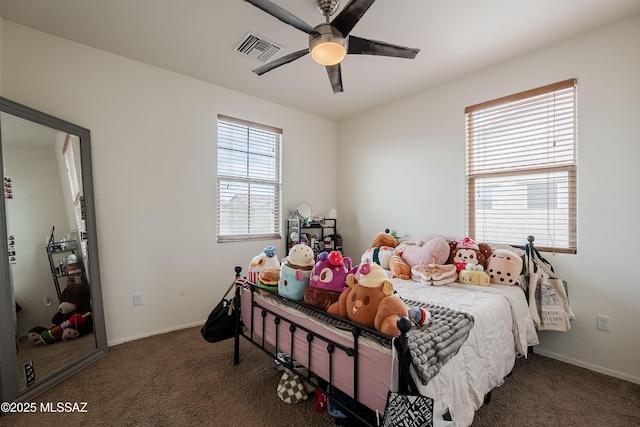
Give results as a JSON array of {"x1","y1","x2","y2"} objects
[
  {"x1": 107, "y1": 320, "x2": 204, "y2": 347},
  {"x1": 533, "y1": 348, "x2": 640, "y2": 385}
]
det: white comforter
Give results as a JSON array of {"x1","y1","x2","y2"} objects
[{"x1": 391, "y1": 278, "x2": 539, "y2": 427}]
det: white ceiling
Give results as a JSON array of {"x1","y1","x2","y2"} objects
[{"x1": 0, "y1": 0, "x2": 639, "y2": 121}]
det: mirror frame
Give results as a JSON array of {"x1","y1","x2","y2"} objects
[{"x1": 0, "y1": 96, "x2": 107, "y2": 403}]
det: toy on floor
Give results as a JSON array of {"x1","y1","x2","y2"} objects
[
  {"x1": 327, "y1": 262, "x2": 409, "y2": 336},
  {"x1": 51, "y1": 282, "x2": 92, "y2": 326},
  {"x1": 29, "y1": 312, "x2": 93, "y2": 344}
]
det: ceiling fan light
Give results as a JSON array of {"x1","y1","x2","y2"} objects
[
  {"x1": 309, "y1": 23, "x2": 347, "y2": 66},
  {"x1": 311, "y1": 42, "x2": 346, "y2": 66}
]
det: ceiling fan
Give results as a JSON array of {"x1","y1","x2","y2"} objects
[{"x1": 244, "y1": 0, "x2": 420, "y2": 93}]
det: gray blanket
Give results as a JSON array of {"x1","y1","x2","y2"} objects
[
  {"x1": 262, "y1": 293, "x2": 473, "y2": 386},
  {"x1": 402, "y1": 298, "x2": 474, "y2": 385}
]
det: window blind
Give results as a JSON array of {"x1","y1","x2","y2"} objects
[
  {"x1": 465, "y1": 79, "x2": 577, "y2": 253},
  {"x1": 63, "y1": 135, "x2": 88, "y2": 260},
  {"x1": 216, "y1": 115, "x2": 282, "y2": 242}
]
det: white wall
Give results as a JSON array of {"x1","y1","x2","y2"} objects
[
  {"x1": 338, "y1": 14, "x2": 640, "y2": 383},
  {"x1": 0, "y1": 21, "x2": 339, "y2": 346}
]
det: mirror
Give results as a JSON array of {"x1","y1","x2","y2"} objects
[
  {"x1": 0, "y1": 97, "x2": 107, "y2": 403},
  {"x1": 296, "y1": 202, "x2": 313, "y2": 220}
]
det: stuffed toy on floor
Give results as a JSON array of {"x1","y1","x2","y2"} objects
[
  {"x1": 50, "y1": 282, "x2": 93, "y2": 326},
  {"x1": 28, "y1": 312, "x2": 93, "y2": 345}
]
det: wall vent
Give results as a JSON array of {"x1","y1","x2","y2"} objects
[{"x1": 235, "y1": 32, "x2": 283, "y2": 62}]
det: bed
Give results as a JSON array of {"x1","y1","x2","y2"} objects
[{"x1": 232, "y1": 262, "x2": 539, "y2": 427}]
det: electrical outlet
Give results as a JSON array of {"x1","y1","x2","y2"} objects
[
  {"x1": 597, "y1": 314, "x2": 610, "y2": 331},
  {"x1": 133, "y1": 292, "x2": 144, "y2": 306}
]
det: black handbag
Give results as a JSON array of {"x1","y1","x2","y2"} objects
[{"x1": 200, "y1": 280, "x2": 240, "y2": 343}]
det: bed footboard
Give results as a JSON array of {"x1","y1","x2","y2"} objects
[{"x1": 232, "y1": 266, "x2": 412, "y2": 426}]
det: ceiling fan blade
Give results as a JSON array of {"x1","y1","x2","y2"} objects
[
  {"x1": 326, "y1": 64, "x2": 344, "y2": 93},
  {"x1": 331, "y1": 0, "x2": 376, "y2": 36},
  {"x1": 347, "y1": 35, "x2": 419, "y2": 59},
  {"x1": 244, "y1": 0, "x2": 319, "y2": 36},
  {"x1": 252, "y1": 49, "x2": 309, "y2": 75}
]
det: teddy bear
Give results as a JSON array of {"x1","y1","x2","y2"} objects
[
  {"x1": 51, "y1": 282, "x2": 93, "y2": 326},
  {"x1": 278, "y1": 244, "x2": 314, "y2": 301},
  {"x1": 360, "y1": 230, "x2": 397, "y2": 269},
  {"x1": 304, "y1": 251, "x2": 355, "y2": 310},
  {"x1": 247, "y1": 246, "x2": 280, "y2": 284},
  {"x1": 448, "y1": 237, "x2": 493, "y2": 273},
  {"x1": 486, "y1": 248, "x2": 523, "y2": 285},
  {"x1": 327, "y1": 262, "x2": 409, "y2": 336}
]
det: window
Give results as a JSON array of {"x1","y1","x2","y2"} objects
[
  {"x1": 63, "y1": 135, "x2": 87, "y2": 259},
  {"x1": 216, "y1": 115, "x2": 282, "y2": 242},
  {"x1": 465, "y1": 79, "x2": 577, "y2": 253}
]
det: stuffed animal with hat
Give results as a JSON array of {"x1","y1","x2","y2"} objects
[
  {"x1": 327, "y1": 262, "x2": 409, "y2": 336},
  {"x1": 278, "y1": 244, "x2": 314, "y2": 301},
  {"x1": 448, "y1": 237, "x2": 493, "y2": 273}
]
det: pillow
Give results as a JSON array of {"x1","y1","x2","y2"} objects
[
  {"x1": 399, "y1": 236, "x2": 450, "y2": 267},
  {"x1": 486, "y1": 249, "x2": 523, "y2": 285}
]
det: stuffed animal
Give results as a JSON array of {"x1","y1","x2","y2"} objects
[
  {"x1": 408, "y1": 307, "x2": 431, "y2": 326},
  {"x1": 304, "y1": 251, "x2": 354, "y2": 310},
  {"x1": 257, "y1": 267, "x2": 280, "y2": 295},
  {"x1": 397, "y1": 236, "x2": 450, "y2": 268},
  {"x1": 278, "y1": 244, "x2": 314, "y2": 301},
  {"x1": 458, "y1": 264, "x2": 490, "y2": 286},
  {"x1": 388, "y1": 254, "x2": 411, "y2": 280},
  {"x1": 327, "y1": 262, "x2": 409, "y2": 336},
  {"x1": 448, "y1": 237, "x2": 493, "y2": 273},
  {"x1": 411, "y1": 263, "x2": 458, "y2": 286},
  {"x1": 51, "y1": 283, "x2": 93, "y2": 326},
  {"x1": 247, "y1": 246, "x2": 280, "y2": 284},
  {"x1": 29, "y1": 312, "x2": 93, "y2": 345},
  {"x1": 360, "y1": 230, "x2": 397, "y2": 269},
  {"x1": 487, "y1": 249, "x2": 523, "y2": 285}
]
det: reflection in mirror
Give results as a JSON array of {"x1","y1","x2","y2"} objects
[
  {"x1": 1, "y1": 113, "x2": 96, "y2": 391},
  {"x1": 0, "y1": 96, "x2": 106, "y2": 404}
]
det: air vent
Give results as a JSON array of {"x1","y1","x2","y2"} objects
[{"x1": 235, "y1": 32, "x2": 283, "y2": 62}]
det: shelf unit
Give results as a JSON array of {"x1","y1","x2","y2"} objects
[
  {"x1": 286, "y1": 217, "x2": 341, "y2": 256},
  {"x1": 46, "y1": 239, "x2": 86, "y2": 302}
]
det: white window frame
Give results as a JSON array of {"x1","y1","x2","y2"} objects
[
  {"x1": 465, "y1": 79, "x2": 577, "y2": 254},
  {"x1": 216, "y1": 115, "x2": 282, "y2": 242}
]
